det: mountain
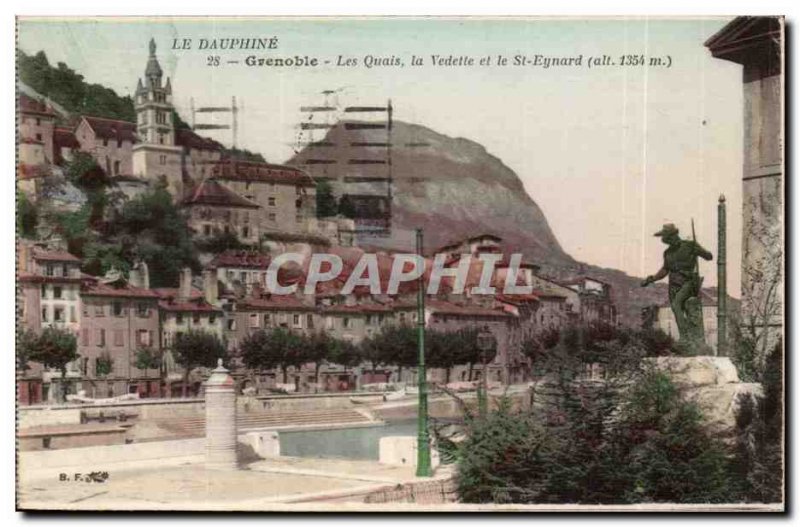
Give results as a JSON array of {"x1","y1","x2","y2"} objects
[{"x1": 289, "y1": 120, "x2": 678, "y2": 326}]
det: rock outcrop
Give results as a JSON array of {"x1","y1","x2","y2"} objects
[{"x1": 649, "y1": 356, "x2": 762, "y2": 437}]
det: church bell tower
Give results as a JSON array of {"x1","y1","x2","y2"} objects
[{"x1": 132, "y1": 38, "x2": 184, "y2": 198}]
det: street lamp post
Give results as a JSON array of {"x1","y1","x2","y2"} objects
[
  {"x1": 477, "y1": 325, "x2": 495, "y2": 418},
  {"x1": 415, "y1": 228, "x2": 432, "y2": 477}
]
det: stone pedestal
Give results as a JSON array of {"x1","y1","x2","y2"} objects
[
  {"x1": 204, "y1": 359, "x2": 238, "y2": 470},
  {"x1": 245, "y1": 431, "x2": 280, "y2": 458}
]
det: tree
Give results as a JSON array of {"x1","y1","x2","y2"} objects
[
  {"x1": 172, "y1": 329, "x2": 227, "y2": 397},
  {"x1": 371, "y1": 325, "x2": 418, "y2": 382},
  {"x1": 25, "y1": 327, "x2": 80, "y2": 403},
  {"x1": 338, "y1": 195, "x2": 357, "y2": 218},
  {"x1": 239, "y1": 328, "x2": 307, "y2": 387},
  {"x1": 135, "y1": 347, "x2": 163, "y2": 396},
  {"x1": 195, "y1": 230, "x2": 246, "y2": 253},
  {"x1": 315, "y1": 180, "x2": 338, "y2": 218},
  {"x1": 17, "y1": 192, "x2": 38, "y2": 239},
  {"x1": 305, "y1": 331, "x2": 334, "y2": 385}
]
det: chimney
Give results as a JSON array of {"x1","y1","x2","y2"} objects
[
  {"x1": 140, "y1": 261, "x2": 150, "y2": 290},
  {"x1": 178, "y1": 267, "x2": 192, "y2": 303},
  {"x1": 203, "y1": 269, "x2": 219, "y2": 305},
  {"x1": 128, "y1": 261, "x2": 150, "y2": 290}
]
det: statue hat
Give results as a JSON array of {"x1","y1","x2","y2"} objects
[{"x1": 653, "y1": 223, "x2": 679, "y2": 237}]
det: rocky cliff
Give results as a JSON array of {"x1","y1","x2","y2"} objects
[{"x1": 289, "y1": 120, "x2": 676, "y2": 326}]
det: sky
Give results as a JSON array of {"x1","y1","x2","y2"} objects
[{"x1": 18, "y1": 16, "x2": 744, "y2": 296}]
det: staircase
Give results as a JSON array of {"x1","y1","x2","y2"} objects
[{"x1": 152, "y1": 408, "x2": 378, "y2": 439}]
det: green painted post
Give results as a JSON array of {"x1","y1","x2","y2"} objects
[
  {"x1": 717, "y1": 195, "x2": 727, "y2": 356},
  {"x1": 415, "y1": 228, "x2": 432, "y2": 477}
]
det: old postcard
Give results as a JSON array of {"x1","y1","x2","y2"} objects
[{"x1": 15, "y1": 16, "x2": 784, "y2": 511}]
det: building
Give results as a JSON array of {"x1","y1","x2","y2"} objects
[
  {"x1": 209, "y1": 250, "x2": 272, "y2": 295},
  {"x1": 562, "y1": 276, "x2": 618, "y2": 325},
  {"x1": 74, "y1": 116, "x2": 136, "y2": 178},
  {"x1": 210, "y1": 159, "x2": 317, "y2": 235},
  {"x1": 18, "y1": 243, "x2": 84, "y2": 404},
  {"x1": 131, "y1": 38, "x2": 184, "y2": 197},
  {"x1": 705, "y1": 17, "x2": 784, "y2": 362},
  {"x1": 18, "y1": 93, "x2": 56, "y2": 163},
  {"x1": 78, "y1": 270, "x2": 161, "y2": 398},
  {"x1": 182, "y1": 178, "x2": 261, "y2": 243}
]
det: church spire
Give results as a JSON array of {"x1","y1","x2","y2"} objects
[{"x1": 144, "y1": 38, "x2": 163, "y2": 88}]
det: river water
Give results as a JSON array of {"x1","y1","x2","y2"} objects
[{"x1": 279, "y1": 420, "x2": 420, "y2": 461}]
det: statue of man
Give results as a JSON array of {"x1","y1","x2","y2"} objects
[{"x1": 641, "y1": 223, "x2": 713, "y2": 345}]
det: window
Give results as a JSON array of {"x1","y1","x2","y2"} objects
[
  {"x1": 54, "y1": 307, "x2": 65, "y2": 322},
  {"x1": 95, "y1": 304, "x2": 105, "y2": 317},
  {"x1": 136, "y1": 330, "x2": 151, "y2": 347},
  {"x1": 307, "y1": 314, "x2": 314, "y2": 329},
  {"x1": 114, "y1": 160, "x2": 120, "y2": 175},
  {"x1": 159, "y1": 155, "x2": 166, "y2": 166},
  {"x1": 137, "y1": 304, "x2": 149, "y2": 317},
  {"x1": 325, "y1": 317, "x2": 334, "y2": 330},
  {"x1": 292, "y1": 314, "x2": 302, "y2": 329},
  {"x1": 343, "y1": 317, "x2": 351, "y2": 329},
  {"x1": 62, "y1": 264, "x2": 69, "y2": 277},
  {"x1": 268, "y1": 213, "x2": 276, "y2": 222},
  {"x1": 41, "y1": 307, "x2": 48, "y2": 322},
  {"x1": 240, "y1": 271, "x2": 247, "y2": 282},
  {"x1": 249, "y1": 313, "x2": 260, "y2": 328},
  {"x1": 227, "y1": 319, "x2": 236, "y2": 331},
  {"x1": 103, "y1": 138, "x2": 109, "y2": 147},
  {"x1": 40, "y1": 284, "x2": 47, "y2": 298},
  {"x1": 296, "y1": 186, "x2": 303, "y2": 195},
  {"x1": 264, "y1": 314, "x2": 271, "y2": 326},
  {"x1": 114, "y1": 329, "x2": 124, "y2": 347},
  {"x1": 203, "y1": 225, "x2": 212, "y2": 236},
  {"x1": 192, "y1": 313, "x2": 201, "y2": 325},
  {"x1": 83, "y1": 303, "x2": 89, "y2": 317},
  {"x1": 97, "y1": 329, "x2": 106, "y2": 347},
  {"x1": 53, "y1": 286, "x2": 62, "y2": 299},
  {"x1": 176, "y1": 313, "x2": 184, "y2": 324},
  {"x1": 242, "y1": 226, "x2": 250, "y2": 239},
  {"x1": 46, "y1": 265, "x2": 54, "y2": 277},
  {"x1": 113, "y1": 302, "x2": 124, "y2": 317},
  {"x1": 35, "y1": 118, "x2": 41, "y2": 126},
  {"x1": 69, "y1": 306, "x2": 76, "y2": 323},
  {"x1": 209, "y1": 314, "x2": 216, "y2": 324},
  {"x1": 268, "y1": 197, "x2": 276, "y2": 206},
  {"x1": 81, "y1": 329, "x2": 89, "y2": 346}
]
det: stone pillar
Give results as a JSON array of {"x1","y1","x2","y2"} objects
[{"x1": 205, "y1": 359, "x2": 238, "y2": 470}]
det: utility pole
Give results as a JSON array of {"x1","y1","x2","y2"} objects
[
  {"x1": 415, "y1": 228, "x2": 432, "y2": 477},
  {"x1": 717, "y1": 195, "x2": 727, "y2": 356}
]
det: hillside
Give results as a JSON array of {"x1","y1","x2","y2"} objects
[{"x1": 289, "y1": 120, "x2": 681, "y2": 326}]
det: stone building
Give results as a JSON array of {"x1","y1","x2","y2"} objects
[
  {"x1": 706, "y1": 17, "x2": 784, "y2": 362},
  {"x1": 78, "y1": 271, "x2": 161, "y2": 398},
  {"x1": 17, "y1": 243, "x2": 84, "y2": 404},
  {"x1": 182, "y1": 178, "x2": 261, "y2": 243},
  {"x1": 563, "y1": 276, "x2": 618, "y2": 325},
  {"x1": 132, "y1": 38, "x2": 184, "y2": 197},
  {"x1": 74, "y1": 116, "x2": 136, "y2": 178},
  {"x1": 18, "y1": 93, "x2": 56, "y2": 162},
  {"x1": 209, "y1": 250, "x2": 272, "y2": 295},
  {"x1": 210, "y1": 159, "x2": 317, "y2": 235}
]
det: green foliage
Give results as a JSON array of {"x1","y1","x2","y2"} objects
[
  {"x1": 95, "y1": 354, "x2": 113, "y2": 377},
  {"x1": 17, "y1": 192, "x2": 39, "y2": 238},
  {"x1": 338, "y1": 195, "x2": 356, "y2": 218},
  {"x1": 135, "y1": 347, "x2": 162, "y2": 372},
  {"x1": 19, "y1": 50, "x2": 136, "y2": 122},
  {"x1": 315, "y1": 180, "x2": 338, "y2": 218},
  {"x1": 22, "y1": 327, "x2": 80, "y2": 402},
  {"x1": 455, "y1": 366, "x2": 738, "y2": 504},
  {"x1": 172, "y1": 329, "x2": 227, "y2": 371},
  {"x1": 239, "y1": 328, "x2": 305, "y2": 383},
  {"x1": 195, "y1": 230, "x2": 246, "y2": 254},
  {"x1": 224, "y1": 148, "x2": 266, "y2": 163}
]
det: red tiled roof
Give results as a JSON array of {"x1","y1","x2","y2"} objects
[
  {"x1": 81, "y1": 278, "x2": 159, "y2": 299},
  {"x1": 238, "y1": 295, "x2": 315, "y2": 312},
  {"x1": 54, "y1": 127, "x2": 80, "y2": 149},
  {"x1": 20, "y1": 137, "x2": 44, "y2": 145},
  {"x1": 322, "y1": 303, "x2": 393, "y2": 315},
  {"x1": 210, "y1": 250, "x2": 271, "y2": 269},
  {"x1": 182, "y1": 179, "x2": 260, "y2": 209},
  {"x1": 426, "y1": 299, "x2": 511, "y2": 318},
  {"x1": 158, "y1": 301, "x2": 221, "y2": 313},
  {"x1": 496, "y1": 293, "x2": 540, "y2": 306},
  {"x1": 31, "y1": 248, "x2": 81, "y2": 263},
  {"x1": 152, "y1": 287, "x2": 203, "y2": 301},
  {"x1": 19, "y1": 93, "x2": 56, "y2": 117},
  {"x1": 176, "y1": 128, "x2": 224, "y2": 152},
  {"x1": 212, "y1": 160, "x2": 316, "y2": 187},
  {"x1": 81, "y1": 116, "x2": 137, "y2": 143}
]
